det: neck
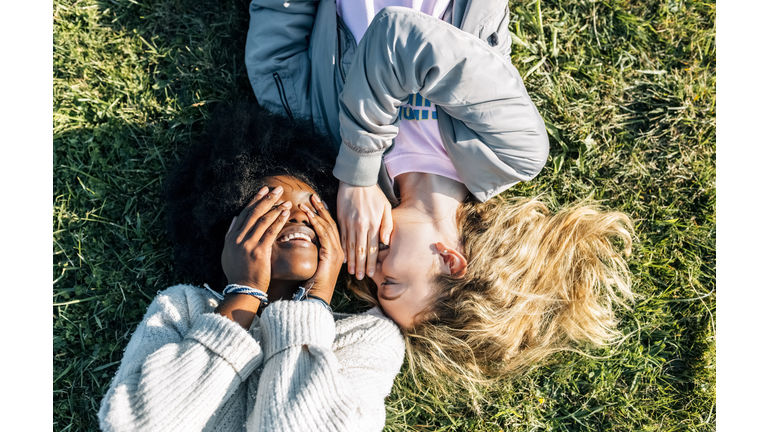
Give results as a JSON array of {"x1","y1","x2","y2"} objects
[
  {"x1": 267, "y1": 279, "x2": 303, "y2": 303},
  {"x1": 395, "y1": 172, "x2": 469, "y2": 242}
]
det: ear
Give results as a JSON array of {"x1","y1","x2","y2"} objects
[{"x1": 435, "y1": 241, "x2": 467, "y2": 278}]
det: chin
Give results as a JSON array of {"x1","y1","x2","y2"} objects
[
  {"x1": 272, "y1": 269, "x2": 317, "y2": 281},
  {"x1": 271, "y1": 260, "x2": 318, "y2": 281},
  {"x1": 271, "y1": 243, "x2": 319, "y2": 280}
]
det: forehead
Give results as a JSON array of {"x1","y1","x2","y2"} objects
[{"x1": 263, "y1": 175, "x2": 316, "y2": 194}]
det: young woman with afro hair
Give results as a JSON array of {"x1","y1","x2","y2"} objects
[{"x1": 98, "y1": 102, "x2": 405, "y2": 432}]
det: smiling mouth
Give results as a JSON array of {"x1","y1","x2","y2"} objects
[
  {"x1": 275, "y1": 224, "x2": 318, "y2": 246},
  {"x1": 276, "y1": 232, "x2": 313, "y2": 243}
]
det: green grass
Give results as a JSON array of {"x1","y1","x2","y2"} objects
[{"x1": 53, "y1": 0, "x2": 715, "y2": 430}]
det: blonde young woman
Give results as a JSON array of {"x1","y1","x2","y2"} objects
[{"x1": 349, "y1": 196, "x2": 634, "y2": 384}]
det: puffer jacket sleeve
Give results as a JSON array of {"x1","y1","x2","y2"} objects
[
  {"x1": 247, "y1": 301, "x2": 405, "y2": 432},
  {"x1": 333, "y1": 6, "x2": 550, "y2": 202},
  {"x1": 98, "y1": 285, "x2": 264, "y2": 432},
  {"x1": 245, "y1": 0, "x2": 319, "y2": 121}
]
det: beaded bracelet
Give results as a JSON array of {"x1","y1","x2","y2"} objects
[
  {"x1": 223, "y1": 284, "x2": 269, "y2": 307},
  {"x1": 292, "y1": 283, "x2": 332, "y2": 314}
]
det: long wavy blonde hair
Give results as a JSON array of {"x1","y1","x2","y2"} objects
[{"x1": 347, "y1": 196, "x2": 634, "y2": 387}]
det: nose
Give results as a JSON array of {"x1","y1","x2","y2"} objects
[{"x1": 287, "y1": 203, "x2": 312, "y2": 226}]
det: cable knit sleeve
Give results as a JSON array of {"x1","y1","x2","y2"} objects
[
  {"x1": 247, "y1": 301, "x2": 405, "y2": 432},
  {"x1": 98, "y1": 285, "x2": 264, "y2": 432}
]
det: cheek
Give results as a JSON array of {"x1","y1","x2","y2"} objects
[
  {"x1": 380, "y1": 299, "x2": 415, "y2": 329},
  {"x1": 385, "y1": 240, "x2": 435, "y2": 275}
]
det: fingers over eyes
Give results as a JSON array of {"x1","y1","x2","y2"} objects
[
  {"x1": 243, "y1": 205, "x2": 289, "y2": 245},
  {"x1": 233, "y1": 187, "x2": 270, "y2": 234},
  {"x1": 311, "y1": 194, "x2": 331, "y2": 220},
  {"x1": 300, "y1": 203, "x2": 324, "y2": 236},
  {"x1": 366, "y1": 231, "x2": 378, "y2": 278},
  {"x1": 380, "y1": 205, "x2": 393, "y2": 246},
  {"x1": 235, "y1": 186, "x2": 288, "y2": 243},
  {"x1": 311, "y1": 196, "x2": 340, "y2": 241},
  {"x1": 258, "y1": 208, "x2": 290, "y2": 245},
  {"x1": 355, "y1": 236, "x2": 368, "y2": 280},
  {"x1": 346, "y1": 232, "x2": 358, "y2": 275}
]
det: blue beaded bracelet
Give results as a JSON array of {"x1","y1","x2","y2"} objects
[{"x1": 223, "y1": 284, "x2": 269, "y2": 306}]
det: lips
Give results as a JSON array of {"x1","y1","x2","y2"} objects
[{"x1": 276, "y1": 224, "x2": 317, "y2": 246}]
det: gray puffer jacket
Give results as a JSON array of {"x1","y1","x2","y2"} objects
[{"x1": 245, "y1": 0, "x2": 549, "y2": 202}]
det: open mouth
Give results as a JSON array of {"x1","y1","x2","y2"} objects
[
  {"x1": 276, "y1": 224, "x2": 317, "y2": 246},
  {"x1": 277, "y1": 232, "x2": 313, "y2": 243}
]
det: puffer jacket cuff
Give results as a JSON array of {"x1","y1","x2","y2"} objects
[{"x1": 333, "y1": 142, "x2": 384, "y2": 187}]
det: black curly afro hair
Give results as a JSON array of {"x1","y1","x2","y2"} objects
[{"x1": 164, "y1": 102, "x2": 338, "y2": 291}]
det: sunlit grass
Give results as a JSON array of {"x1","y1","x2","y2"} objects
[{"x1": 53, "y1": 0, "x2": 715, "y2": 430}]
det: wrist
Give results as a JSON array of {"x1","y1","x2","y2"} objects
[
  {"x1": 216, "y1": 283, "x2": 270, "y2": 329},
  {"x1": 307, "y1": 289, "x2": 333, "y2": 305},
  {"x1": 215, "y1": 293, "x2": 262, "y2": 329},
  {"x1": 293, "y1": 280, "x2": 334, "y2": 307}
]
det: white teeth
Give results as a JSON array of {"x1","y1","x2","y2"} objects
[{"x1": 278, "y1": 232, "x2": 313, "y2": 243}]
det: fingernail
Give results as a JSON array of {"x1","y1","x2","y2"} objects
[
  {"x1": 312, "y1": 194, "x2": 320, "y2": 202},
  {"x1": 382, "y1": 234, "x2": 390, "y2": 245},
  {"x1": 367, "y1": 269, "x2": 374, "y2": 277},
  {"x1": 281, "y1": 209, "x2": 290, "y2": 217},
  {"x1": 322, "y1": 200, "x2": 329, "y2": 209},
  {"x1": 271, "y1": 186, "x2": 283, "y2": 195},
  {"x1": 257, "y1": 186, "x2": 269, "y2": 197},
  {"x1": 280, "y1": 201, "x2": 291, "y2": 208},
  {"x1": 356, "y1": 272, "x2": 364, "y2": 280},
  {"x1": 343, "y1": 255, "x2": 347, "y2": 263}
]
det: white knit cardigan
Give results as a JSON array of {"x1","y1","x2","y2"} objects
[{"x1": 98, "y1": 284, "x2": 405, "y2": 432}]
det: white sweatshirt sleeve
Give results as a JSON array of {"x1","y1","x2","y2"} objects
[
  {"x1": 247, "y1": 301, "x2": 405, "y2": 432},
  {"x1": 98, "y1": 285, "x2": 264, "y2": 432}
]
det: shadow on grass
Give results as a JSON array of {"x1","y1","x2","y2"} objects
[
  {"x1": 94, "y1": 0, "x2": 256, "y2": 103},
  {"x1": 53, "y1": 1, "x2": 258, "y2": 429}
]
